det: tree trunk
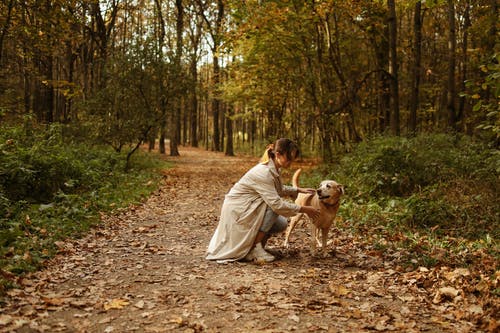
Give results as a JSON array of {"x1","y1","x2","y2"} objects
[
  {"x1": 159, "y1": 98, "x2": 167, "y2": 154},
  {"x1": 190, "y1": 58, "x2": 199, "y2": 147},
  {"x1": 212, "y1": 56, "x2": 221, "y2": 151},
  {"x1": 90, "y1": 0, "x2": 119, "y2": 91},
  {"x1": 409, "y1": 1, "x2": 422, "y2": 135},
  {"x1": 446, "y1": 0, "x2": 457, "y2": 131},
  {"x1": 170, "y1": 0, "x2": 184, "y2": 157},
  {"x1": 0, "y1": 0, "x2": 14, "y2": 65},
  {"x1": 388, "y1": 0, "x2": 400, "y2": 136},
  {"x1": 367, "y1": 5, "x2": 390, "y2": 133},
  {"x1": 225, "y1": 106, "x2": 234, "y2": 156},
  {"x1": 457, "y1": 0, "x2": 470, "y2": 131}
]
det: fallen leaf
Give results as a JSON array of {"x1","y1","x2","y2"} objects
[
  {"x1": 444, "y1": 268, "x2": 470, "y2": 282},
  {"x1": 104, "y1": 299, "x2": 130, "y2": 310},
  {"x1": 134, "y1": 300, "x2": 145, "y2": 309},
  {"x1": 433, "y1": 287, "x2": 460, "y2": 303},
  {"x1": 439, "y1": 287, "x2": 459, "y2": 298},
  {"x1": 0, "y1": 315, "x2": 13, "y2": 326},
  {"x1": 328, "y1": 283, "x2": 350, "y2": 297},
  {"x1": 42, "y1": 296, "x2": 67, "y2": 306},
  {"x1": 468, "y1": 304, "x2": 483, "y2": 315},
  {"x1": 368, "y1": 286, "x2": 385, "y2": 297}
]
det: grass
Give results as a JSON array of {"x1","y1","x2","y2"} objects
[{"x1": 0, "y1": 124, "x2": 171, "y2": 295}]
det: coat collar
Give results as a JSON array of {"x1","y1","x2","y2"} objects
[{"x1": 266, "y1": 158, "x2": 280, "y2": 178}]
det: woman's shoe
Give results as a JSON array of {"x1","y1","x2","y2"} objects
[{"x1": 245, "y1": 243, "x2": 275, "y2": 262}]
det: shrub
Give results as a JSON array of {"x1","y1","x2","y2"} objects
[
  {"x1": 333, "y1": 134, "x2": 498, "y2": 199},
  {"x1": 405, "y1": 196, "x2": 456, "y2": 229},
  {"x1": 0, "y1": 123, "x2": 170, "y2": 281},
  {"x1": 322, "y1": 134, "x2": 499, "y2": 241}
]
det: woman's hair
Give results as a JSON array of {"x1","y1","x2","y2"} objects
[{"x1": 260, "y1": 138, "x2": 300, "y2": 164}]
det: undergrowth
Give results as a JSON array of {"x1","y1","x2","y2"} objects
[
  {"x1": 308, "y1": 134, "x2": 499, "y2": 270},
  {"x1": 0, "y1": 124, "x2": 170, "y2": 295}
]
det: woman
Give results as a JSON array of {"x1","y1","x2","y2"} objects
[{"x1": 206, "y1": 138, "x2": 321, "y2": 263}]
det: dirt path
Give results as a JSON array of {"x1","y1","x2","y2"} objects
[{"x1": 0, "y1": 147, "x2": 492, "y2": 332}]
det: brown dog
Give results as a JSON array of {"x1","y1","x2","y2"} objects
[{"x1": 284, "y1": 169, "x2": 343, "y2": 256}]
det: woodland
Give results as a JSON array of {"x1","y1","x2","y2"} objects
[
  {"x1": 0, "y1": 0, "x2": 499, "y2": 331},
  {"x1": 0, "y1": 0, "x2": 498, "y2": 156}
]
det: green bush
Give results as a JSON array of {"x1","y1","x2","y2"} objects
[
  {"x1": 0, "y1": 123, "x2": 170, "y2": 282},
  {"x1": 0, "y1": 125, "x2": 97, "y2": 203},
  {"x1": 405, "y1": 195, "x2": 456, "y2": 229},
  {"x1": 319, "y1": 134, "x2": 499, "y2": 241},
  {"x1": 333, "y1": 134, "x2": 498, "y2": 199}
]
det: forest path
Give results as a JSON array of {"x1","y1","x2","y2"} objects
[{"x1": 1, "y1": 146, "x2": 488, "y2": 332}]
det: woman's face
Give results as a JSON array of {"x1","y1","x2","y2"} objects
[{"x1": 275, "y1": 150, "x2": 296, "y2": 169}]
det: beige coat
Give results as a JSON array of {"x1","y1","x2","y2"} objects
[{"x1": 206, "y1": 159, "x2": 300, "y2": 262}]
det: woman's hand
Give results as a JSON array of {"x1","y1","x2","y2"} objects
[
  {"x1": 300, "y1": 205, "x2": 321, "y2": 220},
  {"x1": 298, "y1": 187, "x2": 316, "y2": 195}
]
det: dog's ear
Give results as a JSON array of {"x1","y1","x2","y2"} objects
[{"x1": 339, "y1": 185, "x2": 344, "y2": 195}]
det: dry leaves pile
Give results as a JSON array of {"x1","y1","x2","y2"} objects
[{"x1": 0, "y1": 147, "x2": 498, "y2": 333}]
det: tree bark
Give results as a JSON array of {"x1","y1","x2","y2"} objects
[
  {"x1": 225, "y1": 106, "x2": 234, "y2": 156},
  {"x1": 187, "y1": 6, "x2": 202, "y2": 147},
  {"x1": 388, "y1": 0, "x2": 400, "y2": 136},
  {"x1": 409, "y1": 0, "x2": 422, "y2": 135},
  {"x1": 457, "y1": 0, "x2": 470, "y2": 131},
  {"x1": 446, "y1": 0, "x2": 457, "y2": 131},
  {"x1": 197, "y1": 0, "x2": 224, "y2": 151},
  {"x1": 0, "y1": 0, "x2": 14, "y2": 65},
  {"x1": 170, "y1": 0, "x2": 184, "y2": 156}
]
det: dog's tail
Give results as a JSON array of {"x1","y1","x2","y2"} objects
[{"x1": 292, "y1": 168, "x2": 302, "y2": 188}]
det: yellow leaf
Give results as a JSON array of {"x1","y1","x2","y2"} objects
[
  {"x1": 104, "y1": 299, "x2": 130, "y2": 310},
  {"x1": 169, "y1": 316, "x2": 185, "y2": 325},
  {"x1": 328, "y1": 283, "x2": 350, "y2": 297},
  {"x1": 444, "y1": 268, "x2": 470, "y2": 281}
]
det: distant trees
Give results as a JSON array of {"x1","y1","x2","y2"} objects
[
  {"x1": 0, "y1": 0, "x2": 498, "y2": 159},
  {"x1": 223, "y1": 0, "x2": 499, "y2": 157}
]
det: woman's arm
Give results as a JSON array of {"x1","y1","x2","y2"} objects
[
  {"x1": 299, "y1": 205, "x2": 321, "y2": 220},
  {"x1": 297, "y1": 187, "x2": 316, "y2": 195}
]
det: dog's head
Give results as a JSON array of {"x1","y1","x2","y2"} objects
[{"x1": 316, "y1": 180, "x2": 344, "y2": 205}]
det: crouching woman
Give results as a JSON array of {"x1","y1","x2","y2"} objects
[{"x1": 206, "y1": 138, "x2": 320, "y2": 263}]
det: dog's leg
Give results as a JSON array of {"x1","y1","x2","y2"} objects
[
  {"x1": 284, "y1": 214, "x2": 302, "y2": 248},
  {"x1": 309, "y1": 223, "x2": 318, "y2": 255},
  {"x1": 315, "y1": 228, "x2": 322, "y2": 247},
  {"x1": 320, "y1": 228, "x2": 329, "y2": 257}
]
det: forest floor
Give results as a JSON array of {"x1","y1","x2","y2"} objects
[{"x1": 0, "y1": 146, "x2": 497, "y2": 333}]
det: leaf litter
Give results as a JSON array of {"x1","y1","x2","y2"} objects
[{"x1": 0, "y1": 146, "x2": 498, "y2": 332}]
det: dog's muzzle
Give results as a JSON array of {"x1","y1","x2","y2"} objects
[{"x1": 317, "y1": 189, "x2": 330, "y2": 200}]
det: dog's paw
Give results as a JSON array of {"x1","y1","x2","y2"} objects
[{"x1": 310, "y1": 249, "x2": 321, "y2": 258}]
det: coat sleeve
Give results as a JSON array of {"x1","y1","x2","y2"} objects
[
  {"x1": 282, "y1": 185, "x2": 298, "y2": 198},
  {"x1": 249, "y1": 168, "x2": 300, "y2": 217}
]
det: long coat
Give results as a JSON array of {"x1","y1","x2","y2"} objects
[{"x1": 206, "y1": 159, "x2": 300, "y2": 262}]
